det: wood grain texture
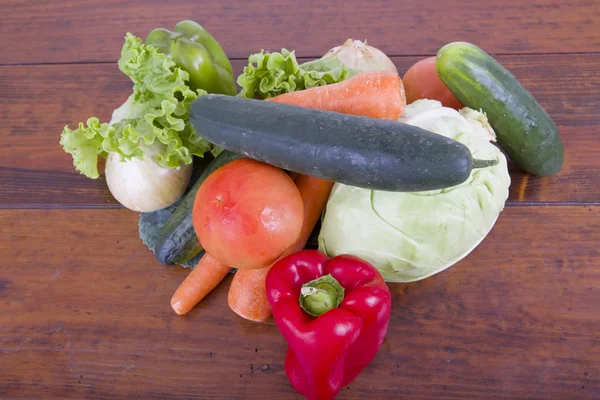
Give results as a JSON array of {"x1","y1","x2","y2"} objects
[
  {"x1": 1, "y1": 206, "x2": 598, "y2": 399},
  {"x1": 1, "y1": 0, "x2": 599, "y2": 65},
  {"x1": 1, "y1": 54, "x2": 599, "y2": 208},
  {"x1": 1, "y1": 1, "x2": 598, "y2": 399}
]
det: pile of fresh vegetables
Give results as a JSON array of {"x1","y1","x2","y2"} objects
[{"x1": 60, "y1": 21, "x2": 564, "y2": 400}]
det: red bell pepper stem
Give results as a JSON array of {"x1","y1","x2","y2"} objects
[{"x1": 299, "y1": 274, "x2": 344, "y2": 317}]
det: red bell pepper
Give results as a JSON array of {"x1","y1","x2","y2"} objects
[{"x1": 266, "y1": 250, "x2": 392, "y2": 400}]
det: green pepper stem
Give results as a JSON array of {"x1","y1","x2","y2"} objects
[{"x1": 299, "y1": 274, "x2": 344, "y2": 317}]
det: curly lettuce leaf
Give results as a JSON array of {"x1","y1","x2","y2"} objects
[
  {"x1": 237, "y1": 48, "x2": 358, "y2": 99},
  {"x1": 60, "y1": 33, "x2": 212, "y2": 179},
  {"x1": 60, "y1": 118, "x2": 108, "y2": 179}
]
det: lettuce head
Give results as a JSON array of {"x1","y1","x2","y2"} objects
[{"x1": 318, "y1": 100, "x2": 511, "y2": 282}]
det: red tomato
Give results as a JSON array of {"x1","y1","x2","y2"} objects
[
  {"x1": 193, "y1": 159, "x2": 304, "y2": 270},
  {"x1": 402, "y1": 56, "x2": 463, "y2": 109}
]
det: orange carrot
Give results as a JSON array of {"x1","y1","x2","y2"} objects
[
  {"x1": 267, "y1": 71, "x2": 406, "y2": 120},
  {"x1": 227, "y1": 267, "x2": 271, "y2": 322},
  {"x1": 228, "y1": 175, "x2": 334, "y2": 322},
  {"x1": 289, "y1": 175, "x2": 335, "y2": 250},
  {"x1": 171, "y1": 253, "x2": 231, "y2": 315}
]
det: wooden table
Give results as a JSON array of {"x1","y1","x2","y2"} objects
[{"x1": 1, "y1": 1, "x2": 599, "y2": 398}]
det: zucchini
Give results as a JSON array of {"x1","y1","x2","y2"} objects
[
  {"x1": 155, "y1": 150, "x2": 243, "y2": 265},
  {"x1": 436, "y1": 42, "x2": 564, "y2": 176},
  {"x1": 190, "y1": 94, "x2": 496, "y2": 192}
]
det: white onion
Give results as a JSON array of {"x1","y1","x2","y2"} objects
[
  {"x1": 104, "y1": 99, "x2": 192, "y2": 213},
  {"x1": 105, "y1": 146, "x2": 192, "y2": 213},
  {"x1": 322, "y1": 39, "x2": 397, "y2": 73}
]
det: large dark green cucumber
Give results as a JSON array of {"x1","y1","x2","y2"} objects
[
  {"x1": 155, "y1": 150, "x2": 243, "y2": 265},
  {"x1": 190, "y1": 94, "x2": 496, "y2": 192},
  {"x1": 436, "y1": 42, "x2": 564, "y2": 176}
]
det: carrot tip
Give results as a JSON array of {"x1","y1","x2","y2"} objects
[{"x1": 171, "y1": 299, "x2": 186, "y2": 315}]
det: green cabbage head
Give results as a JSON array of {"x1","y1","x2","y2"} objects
[{"x1": 318, "y1": 99, "x2": 511, "y2": 282}]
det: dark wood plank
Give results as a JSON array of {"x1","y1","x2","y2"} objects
[
  {"x1": 1, "y1": 54, "x2": 599, "y2": 208},
  {"x1": 1, "y1": 0, "x2": 599, "y2": 65},
  {"x1": 0, "y1": 63, "x2": 129, "y2": 207},
  {"x1": 1, "y1": 206, "x2": 598, "y2": 399}
]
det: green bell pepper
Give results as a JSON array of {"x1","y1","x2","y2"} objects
[{"x1": 146, "y1": 20, "x2": 236, "y2": 96}]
